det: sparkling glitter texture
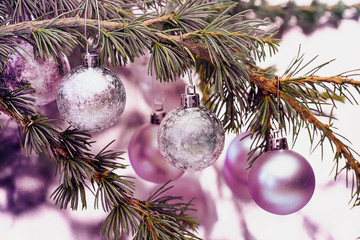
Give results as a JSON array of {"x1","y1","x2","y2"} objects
[
  {"x1": 158, "y1": 86, "x2": 225, "y2": 172},
  {"x1": 3, "y1": 41, "x2": 70, "y2": 106},
  {"x1": 56, "y1": 53, "x2": 126, "y2": 132}
]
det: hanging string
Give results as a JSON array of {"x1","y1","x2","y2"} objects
[
  {"x1": 151, "y1": 73, "x2": 166, "y2": 112},
  {"x1": 179, "y1": 32, "x2": 194, "y2": 87},
  {"x1": 162, "y1": 81, "x2": 166, "y2": 104},
  {"x1": 84, "y1": 0, "x2": 101, "y2": 54},
  {"x1": 276, "y1": 76, "x2": 283, "y2": 136}
]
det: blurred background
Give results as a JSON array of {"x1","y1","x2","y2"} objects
[{"x1": 2, "y1": 0, "x2": 360, "y2": 239}]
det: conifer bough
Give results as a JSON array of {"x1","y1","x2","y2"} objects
[{"x1": 1, "y1": 0, "x2": 360, "y2": 239}]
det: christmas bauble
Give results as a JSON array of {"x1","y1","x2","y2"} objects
[
  {"x1": 222, "y1": 164, "x2": 253, "y2": 201},
  {"x1": 225, "y1": 132, "x2": 258, "y2": 182},
  {"x1": 248, "y1": 149, "x2": 315, "y2": 215},
  {"x1": 56, "y1": 53, "x2": 126, "y2": 132},
  {"x1": 158, "y1": 87, "x2": 225, "y2": 171},
  {"x1": 128, "y1": 123, "x2": 184, "y2": 184},
  {"x1": 3, "y1": 41, "x2": 70, "y2": 106}
]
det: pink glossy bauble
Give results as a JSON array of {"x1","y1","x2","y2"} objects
[
  {"x1": 225, "y1": 132, "x2": 257, "y2": 182},
  {"x1": 248, "y1": 149, "x2": 315, "y2": 215},
  {"x1": 128, "y1": 124, "x2": 184, "y2": 184},
  {"x1": 222, "y1": 165, "x2": 252, "y2": 202}
]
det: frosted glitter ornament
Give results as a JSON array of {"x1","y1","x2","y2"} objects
[
  {"x1": 158, "y1": 86, "x2": 225, "y2": 171},
  {"x1": 128, "y1": 104, "x2": 184, "y2": 183},
  {"x1": 56, "y1": 53, "x2": 126, "y2": 132},
  {"x1": 248, "y1": 136, "x2": 315, "y2": 215},
  {"x1": 3, "y1": 41, "x2": 70, "y2": 106}
]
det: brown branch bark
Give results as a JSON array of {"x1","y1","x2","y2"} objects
[
  {"x1": 0, "y1": 17, "x2": 123, "y2": 35},
  {"x1": 142, "y1": 13, "x2": 175, "y2": 27},
  {"x1": 0, "y1": 14, "x2": 176, "y2": 35},
  {"x1": 155, "y1": 32, "x2": 211, "y2": 61},
  {"x1": 283, "y1": 75, "x2": 360, "y2": 86}
]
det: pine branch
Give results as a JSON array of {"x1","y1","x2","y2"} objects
[
  {"x1": 0, "y1": 84, "x2": 35, "y2": 127},
  {"x1": 0, "y1": 13, "x2": 278, "y2": 58},
  {"x1": 3, "y1": 0, "x2": 360, "y2": 237},
  {"x1": 0, "y1": 82, "x2": 201, "y2": 239}
]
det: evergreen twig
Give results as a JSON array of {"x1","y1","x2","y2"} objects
[{"x1": 2, "y1": 0, "x2": 360, "y2": 239}]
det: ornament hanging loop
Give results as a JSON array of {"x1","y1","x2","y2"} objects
[
  {"x1": 151, "y1": 102, "x2": 166, "y2": 124},
  {"x1": 151, "y1": 72, "x2": 166, "y2": 112},
  {"x1": 84, "y1": 0, "x2": 101, "y2": 54},
  {"x1": 268, "y1": 76, "x2": 288, "y2": 151},
  {"x1": 276, "y1": 76, "x2": 283, "y2": 133},
  {"x1": 180, "y1": 32, "x2": 194, "y2": 87}
]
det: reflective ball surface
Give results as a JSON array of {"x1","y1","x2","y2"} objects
[
  {"x1": 248, "y1": 149, "x2": 315, "y2": 215},
  {"x1": 225, "y1": 132, "x2": 258, "y2": 182},
  {"x1": 56, "y1": 65, "x2": 126, "y2": 132},
  {"x1": 158, "y1": 106, "x2": 225, "y2": 172},
  {"x1": 222, "y1": 164, "x2": 252, "y2": 202},
  {"x1": 128, "y1": 124, "x2": 184, "y2": 184}
]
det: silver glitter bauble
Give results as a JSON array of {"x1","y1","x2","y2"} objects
[
  {"x1": 56, "y1": 53, "x2": 126, "y2": 132},
  {"x1": 158, "y1": 86, "x2": 225, "y2": 172}
]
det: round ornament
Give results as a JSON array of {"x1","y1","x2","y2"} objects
[
  {"x1": 158, "y1": 86, "x2": 225, "y2": 172},
  {"x1": 225, "y1": 132, "x2": 258, "y2": 182},
  {"x1": 56, "y1": 53, "x2": 126, "y2": 132},
  {"x1": 222, "y1": 164, "x2": 252, "y2": 201},
  {"x1": 223, "y1": 132, "x2": 258, "y2": 201},
  {"x1": 3, "y1": 41, "x2": 70, "y2": 106},
  {"x1": 248, "y1": 137, "x2": 315, "y2": 215},
  {"x1": 128, "y1": 105, "x2": 184, "y2": 184}
]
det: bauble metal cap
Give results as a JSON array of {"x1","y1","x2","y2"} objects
[
  {"x1": 151, "y1": 102, "x2": 166, "y2": 124},
  {"x1": 268, "y1": 136, "x2": 288, "y2": 151},
  {"x1": 82, "y1": 52, "x2": 100, "y2": 68},
  {"x1": 181, "y1": 85, "x2": 200, "y2": 108}
]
